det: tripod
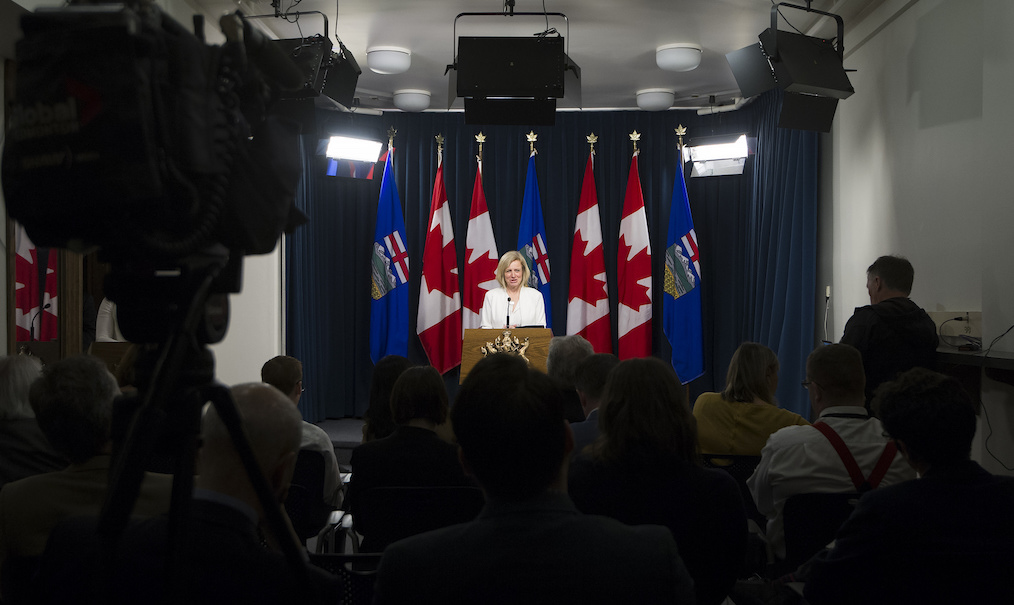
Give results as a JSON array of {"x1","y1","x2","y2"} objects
[{"x1": 96, "y1": 250, "x2": 311, "y2": 602}]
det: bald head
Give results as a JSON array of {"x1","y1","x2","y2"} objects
[{"x1": 198, "y1": 383, "x2": 303, "y2": 509}]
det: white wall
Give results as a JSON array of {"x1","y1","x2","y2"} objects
[
  {"x1": 209, "y1": 249, "x2": 285, "y2": 387},
  {"x1": 823, "y1": 0, "x2": 1014, "y2": 474}
]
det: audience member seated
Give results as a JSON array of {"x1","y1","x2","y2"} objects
[
  {"x1": 569, "y1": 357, "x2": 748, "y2": 605},
  {"x1": 373, "y1": 354, "x2": 696, "y2": 603},
  {"x1": 747, "y1": 344, "x2": 915, "y2": 561},
  {"x1": 0, "y1": 355, "x2": 64, "y2": 491},
  {"x1": 568, "y1": 353, "x2": 620, "y2": 457},
  {"x1": 262, "y1": 355, "x2": 343, "y2": 508},
  {"x1": 546, "y1": 334, "x2": 595, "y2": 423},
  {"x1": 804, "y1": 368, "x2": 1014, "y2": 604},
  {"x1": 361, "y1": 355, "x2": 413, "y2": 443},
  {"x1": 39, "y1": 383, "x2": 341, "y2": 605},
  {"x1": 840, "y1": 255, "x2": 938, "y2": 407},
  {"x1": 0, "y1": 355, "x2": 172, "y2": 599},
  {"x1": 347, "y1": 366, "x2": 471, "y2": 551},
  {"x1": 694, "y1": 342, "x2": 809, "y2": 455}
]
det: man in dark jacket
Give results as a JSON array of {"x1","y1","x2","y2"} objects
[{"x1": 840, "y1": 255, "x2": 938, "y2": 407}]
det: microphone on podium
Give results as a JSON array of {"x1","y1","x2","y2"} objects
[
  {"x1": 29, "y1": 302, "x2": 52, "y2": 341},
  {"x1": 506, "y1": 296, "x2": 511, "y2": 328}
]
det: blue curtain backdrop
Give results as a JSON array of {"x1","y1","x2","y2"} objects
[{"x1": 287, "y1": 88, "x2": 818, "y2": 422}]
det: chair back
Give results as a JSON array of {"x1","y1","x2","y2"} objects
[
  {"x1": 355, "y1": 486, "x2": 485, "y2": 552},
  {"x1": 701, "y1": 454, "x2": 764, "y2": 528},
  {"x1": 286, "y1": 449, "x2": 337, "y2": 541},
  {"x1": 309, "y1": 553, "x2": 383, "y2": 605},
  {"x1": 781, "y1": 492, "x2": 862, "y2": 569},
  {"x1": 1, "y1": 555, "x2": 42, "y2": 605}
]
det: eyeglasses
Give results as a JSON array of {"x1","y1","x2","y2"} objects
[{"x1": 801, "y1": 380, "x2": 820, "y2": 389}]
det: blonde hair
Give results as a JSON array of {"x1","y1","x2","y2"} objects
[
  {"x1": 495, "y1": 250, "x2": 531, "y2": 290},
  {"x1": 722, "y1": 342, "x2": 779, "y2": 405}
]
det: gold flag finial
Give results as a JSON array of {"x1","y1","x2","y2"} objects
[
  {"x1": 435, "y1": 134, "x2": 444, "y2": 164},
  {"x1": 387, "y1": 126, "x2": 397, "y2": 149},
  {"x1": 527, "y1": 130, "x2": 538, "y2": 154},
  {"x1": 675, "y1": 125, "x2": 688, "y2": 165},
  {"x1": 630, "y1": 130, "x2": 641, "y2": 155},
  {"x1": 476, "y1": 132, "x2": 486, "y2": 163},
  {"x1": 675, "y1": 125, "x2": 687, "y2": 149},
  {"x1": 587, "y1": 133, "x2": 598, "y2": 155}
]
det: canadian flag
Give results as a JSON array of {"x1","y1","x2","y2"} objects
[
  {"x1": 566, "y1": 153, "x2": 611, "y2": 352},
  {"x1": 417, "y1": 154, "x2": 463, "y2": 374},
  {"x1": 462, "y1": 160, "x2": 499, "y2": 331},
  {"x1": 14, "y1": 225, "x2": 58, "y2": 341},
  {"x1": 616, "y1": 152, "x2": 652, "y2": 358}
]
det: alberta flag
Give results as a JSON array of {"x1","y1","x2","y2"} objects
[
  {"x1": 663, "y1": 155, "x2": 704, "y2": 383},
  {"x1": 517, "y1": 151, "x2": 552, "y2": 329},
  {"x1": 370, "y1": 150, "x2": 410, "y2": 363}
]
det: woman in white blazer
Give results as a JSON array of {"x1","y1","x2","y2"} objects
[{"x1": 479, "y1": 251, "x2": 547, "y2": 329}]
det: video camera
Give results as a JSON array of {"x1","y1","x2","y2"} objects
[
  {"x1": 1, "y1": 2, "x2": 317, "y2": 587},
  {"x1": 2, "y1": 1, "x2": 307, "y2": 343}
]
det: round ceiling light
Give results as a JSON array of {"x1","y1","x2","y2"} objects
[
  {"x1": 656, "y1": 43, "x2": 703, "y2": 72},
  {"x1": 366, "y1": 46, "x2": 412, "y2": 75},
  {"x1": 393, "y1": 89, "x2": 431, "y2": 112},
  {"x1": 636, "y1": 88, "x2": 675, "y2": 112}
]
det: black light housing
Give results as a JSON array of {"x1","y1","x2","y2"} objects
[
  {"x1": 445, "y1": 12, "x2": 581, "y2": 125},
  {"x1": 726, "y1": 2, "x2": 854, "y2": 132}
]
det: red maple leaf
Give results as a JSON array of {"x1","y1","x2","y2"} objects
[
  {"x1": 569, "y1": 229, "x2": 607, "y2": 305},
  {"x1": 423, "y1": 222, "x2": 459, "y2": 298},
  {"x1": 616, "y1": 235, "x2": 652, "y2": 309}
]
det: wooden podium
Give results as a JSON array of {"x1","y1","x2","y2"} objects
[{"x1": 460, "y1": 328, "x2": 553, "y2": 383}]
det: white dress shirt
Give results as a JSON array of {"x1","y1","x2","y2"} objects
[
  {"x1": 746, "y1": 406, "x2": 917, "y2": 559},
  {"x1": 479, "y1": 287, "x2": 546, "y2": 329}
]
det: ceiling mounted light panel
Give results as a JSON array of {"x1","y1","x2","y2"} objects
[
  {"x1": 393, "y1": 89, "x2": 431, "y2": 112},
  {"x1": 636, "y1": 88, "x2": 675, "y2": 112},
  {"x1": 656, "y1": 43, "x2": 702, "y2": 72},
  {"x1": 366, "y1": 46, "x2": 412, "y2": 74}
]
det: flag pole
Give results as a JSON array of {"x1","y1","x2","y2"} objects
[
  {"x1": 587, "y1": 132, "x2": 597, "y2": 157},
  {"x1": 526, "y1": 130, "x2": 538, "y2": 155},
  {"x1": 435, "y1": 133, "x2": 444, "y2": 164},
  {"x1": 629, "y1": 130, "x2": 640, "y2": 156}
]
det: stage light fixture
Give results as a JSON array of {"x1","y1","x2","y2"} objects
[
  {"x1": 445, "y1": 11, "x2": 581, "y2": 125},
  {"x1": 326, "y1": 136, "x2": 383, "y2": 163},
  {"x1": 683, "y1": 134, "x2": 750, "y2": 177},
  {"x1": 726, "y1": 2, "x2": 853, "y2": 132}
]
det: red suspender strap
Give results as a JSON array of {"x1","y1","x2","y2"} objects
[
  {"x1": 866, "y1": 440, "x2": 898, "y2": 489},
  {"x1": 813, "y1": 422, "x2": 866, "y2": 491},
  {"x1": 813, "y1": 421, "x2": 898, "y2": 491}
]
